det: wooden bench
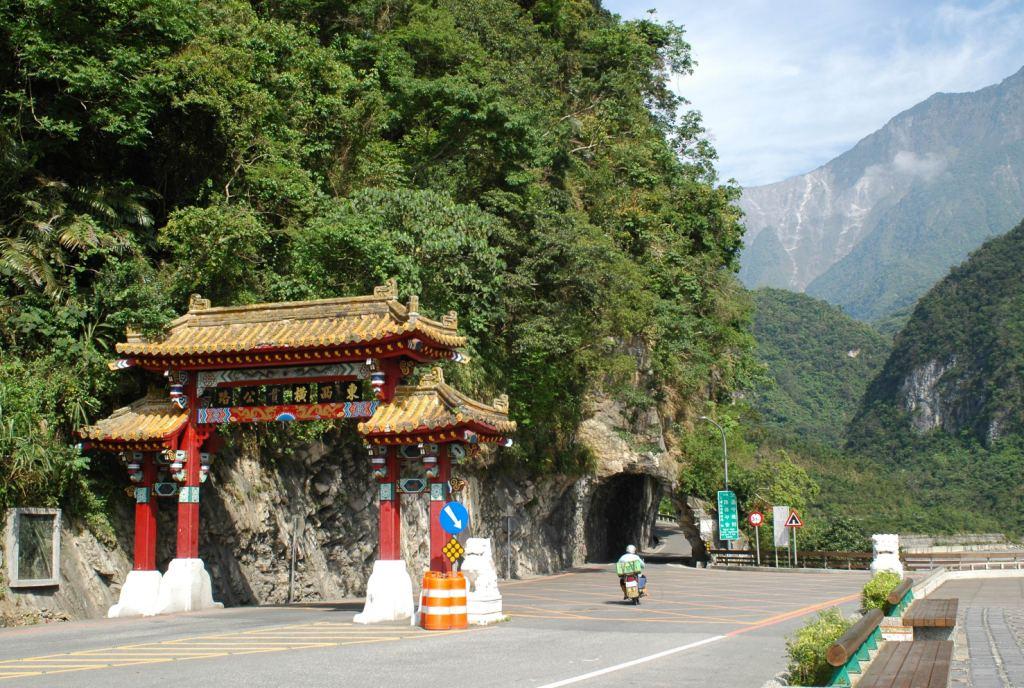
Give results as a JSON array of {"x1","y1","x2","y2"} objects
[
  {"x1": 904, "y1": 598, "x2": 958, "y2": 628},
  {"x1": 857, "y1": 640, "x2": 952, "y2": 688},
  {"x1": 827, "y1": 578, "x2": 954, "y2": 686}
]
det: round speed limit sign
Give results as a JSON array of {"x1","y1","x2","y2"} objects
[{"x1": 748, "y1": 511, "x2": 764, "y2": 527}]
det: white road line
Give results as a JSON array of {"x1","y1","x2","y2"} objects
[{"x1": 534, "y1": 635, "x2": 728, "y2": 688}]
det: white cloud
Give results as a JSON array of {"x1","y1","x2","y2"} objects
[
  {"x1": 605, "y1": 0, "x2": 1024, "y2": 186},
  {"x1": 891, "y1": 151, "x2": 947, "y2": 181}
]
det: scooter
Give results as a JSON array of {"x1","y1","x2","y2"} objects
[{"x1": 622, "y1": 573, "x2": 647, "y2": 605}]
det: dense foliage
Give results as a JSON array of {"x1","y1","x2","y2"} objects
[
  {"x1": 679, "y1": 408, "x2": 818, "y2": 515},
  {"x1": 786, "y1": 608, "x2": 851, "y2": 686},
  {"x1": 861, "y1": 571, "x2": 901, "y2": 612},
  {"x1": 0, "y1": 1, "x2": 755, "y2": 513},
  {"x1": 857, "y1": 218, "x2": 1024, "y2": 443},
  {"x1": 750, "y1": 289, "x2": 889, "y2": 445},
  {"x1": 747, "y1": 218, "x2": 1024, "y2": 538},
  {"x1": 844, "y1": 218, "x2": 1024, "y2": 535}
]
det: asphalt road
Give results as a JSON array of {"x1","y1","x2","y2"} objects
[
  {"x1": 647, "y1": 521, "x2": 694, "y2": 559},
  {"x1": 0, "y1": 564, "x2": 868, "y2": 687}
]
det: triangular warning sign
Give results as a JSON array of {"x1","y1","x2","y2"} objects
[{"x1": 785, "y1": 511, "x2": 803, "y2": 528}]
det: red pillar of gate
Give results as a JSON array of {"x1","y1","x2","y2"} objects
[
  {"x1": 134, "y1": 453, "x2": 159, "y2": 570},
  {"x1": 378, "y1": 445, "x2": 402, "y2": 560},
  {"x1": 429, "y1": 444, "x2": 452, "y2": 573},
  {"x1": 176, "y1": 378, "x2": 201, "y2": 559}
]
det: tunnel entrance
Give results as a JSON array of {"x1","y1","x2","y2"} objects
[{"x1": 584, "y1": 473, "x2": 663, "y2": 562}]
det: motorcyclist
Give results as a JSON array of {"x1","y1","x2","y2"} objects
[{"x1": 616, "y1": 544, "x2": 645, "y2": 599}]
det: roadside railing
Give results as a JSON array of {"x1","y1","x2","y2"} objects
[
  {"x1": 703, "y1": 545, "x2": 1024, "y2": 572},
  {"x1": 901, "y1": 550, "x2": 1024, "y2": 571},
  {"x1": 709, "y1": 548, "x2": 873, "y2": 569}
]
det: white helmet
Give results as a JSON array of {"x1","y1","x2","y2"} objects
[{"x1": 626, "y1": 544, "x2": 637, "y2": 554}]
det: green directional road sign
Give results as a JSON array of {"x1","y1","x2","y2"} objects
[{"x1": 717, "y1": 490, "x2": 740, "y2": 541}]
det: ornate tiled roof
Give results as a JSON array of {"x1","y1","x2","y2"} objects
[
  {"x1": 77, "y1": 391, "x2": 186, "y2": 445},
  {"x1": 115, "y1": 280, "x2": 465, "y2": 358},
  {"x1": 358, "y1": 368, "x2": 516, "y2": 438}
]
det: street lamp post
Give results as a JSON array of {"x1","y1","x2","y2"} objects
[
  {"x1": 699, "y1": 415, "x2": 730, "y2": 552},
  {"x1": 699, "y1": 416, "x2": 729, "y2": 490}
]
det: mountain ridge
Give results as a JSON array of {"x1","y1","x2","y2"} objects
[{"x1": 739, "y1": 65, "x2": 1024, "y2": 320}]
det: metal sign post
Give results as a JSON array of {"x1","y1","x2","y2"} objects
[
  {"x1": 287, "y1": 514, "x2": 302, "y2": 603},
  {"x1": 506, "y1": 506, "x2": 514, "y2": 580},
  {"x1": 748, "y1": 512, "x2": 763, "y2": 567},
  {"x1": 784, "y1": 510, "x2": 803, "y2": 568}
]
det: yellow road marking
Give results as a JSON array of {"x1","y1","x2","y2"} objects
[
  {"x1": 727, "y1": 592, "x2": 860, "y2": 636},
  {"x1": 505, "y1": 589, "x2": 776, "y2": 615},
  {"x1": 0, "y1": 621, "x2": 466, "y2": 682}
]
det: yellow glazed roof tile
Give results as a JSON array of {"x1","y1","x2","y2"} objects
[
  {"x1": 358, "y1": 368, "x2": 516, "y2": 437},
  {"x1": 77, "y1": 391, "x2": 186, "y2": 443},
  {"x1": 115, "y1": 279, "x2": 465, "y2": 357}
]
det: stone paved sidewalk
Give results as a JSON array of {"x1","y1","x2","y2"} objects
[{"x1": 956, "y1": 608, "x2": 1024, "y2": 687}]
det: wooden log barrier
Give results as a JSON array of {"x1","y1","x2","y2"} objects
[
  {"x1": 886, "y1": 578, "x2": 914, "y2": 606},
  {"x1": 827, "y1": 609, "x2": 884, "y2": 667}
]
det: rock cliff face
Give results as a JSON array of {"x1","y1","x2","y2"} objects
[
  {"x1": 740, "y1": 65, "x2": 1024, "y2": 321},
  {"x1": 3, "y1": 395, "x2": 682, "y2": 620},
  {"x1": 854, "y1": 218, "x2": 1024, "y2": 447}
]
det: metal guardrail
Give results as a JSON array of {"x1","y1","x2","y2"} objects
[
  {"x1": 705, "y1": 548, "x2": 1024, "y2": 571},
  {"x1": 709, "y1": 549, "x2": 873, "y2": 569},
  {"x1": 901, "y1": 551, "x2": 1024, "y2": 571}
]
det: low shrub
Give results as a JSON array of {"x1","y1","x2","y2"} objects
[
  {"x1": 861, "y1": 571, "x2": 902, "y2": 611},
  {"x1": 786, "y1": 607, "x2": 853, "y2": 686}
]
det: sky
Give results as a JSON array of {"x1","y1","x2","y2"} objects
[{"x1": 605, "y1": 0, "x2": 1024, "y2": 187}]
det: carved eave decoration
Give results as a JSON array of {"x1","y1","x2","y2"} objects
[
  {"x1": 76, "y1": 390, "x2": 186, "y2": 452},
  {"x1": 113, "y1": 279, "x2": 466, "y2": 370},
  {"x1": 358, "y1": 368, "x2": 516, "y2": 445}
]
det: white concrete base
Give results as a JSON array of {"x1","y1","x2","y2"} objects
[
  {"x1": 108, "y1": 570, "x2": 163, "y2": 618},
  {"x1": 462, "y1": 537, "x2": 503, "y2": 624},
  {"x1": 880, "y1": 615, "x2": 913, "y2": 642},
  {"x1": 354, "y1": 559, "x2": 414, "y2": 624},
  {"x1": 468, "y1": 595, "x2": 504, "y2": 625},
  {"x1": 155, "y1": 558, "x2": 223, "y2": 615}
]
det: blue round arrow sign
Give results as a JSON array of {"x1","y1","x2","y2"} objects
[{"x1": 439, "y1": 501, "x2": 469, "y2": 535}]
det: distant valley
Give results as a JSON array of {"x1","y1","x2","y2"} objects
[{"x1": 749, "y1": 219, "x2": 1024, "y2": 536}]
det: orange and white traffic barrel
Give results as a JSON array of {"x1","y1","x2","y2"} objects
[
  {"x1": 420, "y1": 572, "x2": 451, "y2": 630},
  {"x1": 449, "y1": 572, "x2": 468, "y2": 629}
]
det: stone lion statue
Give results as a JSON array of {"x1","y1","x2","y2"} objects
[{"x1": 461, "y1": 537, "x2": 499, "y2": 596}]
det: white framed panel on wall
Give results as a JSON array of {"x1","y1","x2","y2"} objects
[{"x1": 5, "y1": 508, "x2": 61, "y2": 587}]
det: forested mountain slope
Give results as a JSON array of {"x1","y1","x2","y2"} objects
[
  {"x1": 740, "y1": 66, "x2": 1024, "y2": 321},
  {"x1": 0, "y1": 1, "x2": 755, "y2": 513},
  {"x1": 750, "y1": 289, "x2": 889, "y2": 445},
  {"x1": 854, "y1": 217, "x2": 1024, "y2": 445},
  {"x1": 844, "y1": 217, "x2": 1024, "y2": 535}
]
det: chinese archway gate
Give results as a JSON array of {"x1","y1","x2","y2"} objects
[{"x1": 76, "y1": 280, "x2": 514, "y2": 621}]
